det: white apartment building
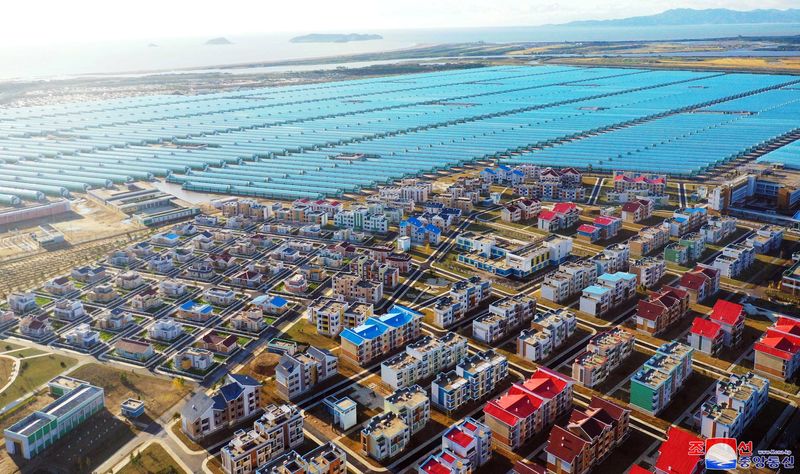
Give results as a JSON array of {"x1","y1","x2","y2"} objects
[{"x1": 381, "y1": 332, "x2": 468, "y2": 389}]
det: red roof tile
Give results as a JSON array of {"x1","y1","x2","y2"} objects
[
  {"x1": 538, "y1": 210, "x2": 557, "y2": 221},
  {"x1": 655, "y1": 427, "x2": 703, "y2": 474},
  {"x1": 445, "y1": 427, "x2": 474, "y2": 448},
  {"x1": 709, "y1": 299, "x2": 744, "y2": 326},
  {"x1": 545, "y1": 425, "x2": 588, "y2": 463},
  {"x1": 484, "y1": 401, "x2": 520, "y2": 426},
  {"x1": 690, "y1": 317, "x2": 722, "y2": 339},
  {"x1": 552, "y1": 202, "x2": 577, "y2": 214},
  {"x1": 774, "y1": 316, "x2": 800, "y2": 337}
]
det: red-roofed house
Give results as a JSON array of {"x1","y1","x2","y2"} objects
[
  {"x1": 545, "y1": 425, "x2": 591, "y2": 474},
  {"x1": 537, "y1": 210, "x2": 561, "y2": 232},
  {"x1": 678, "y1": 264, "x2": 720, "y2": 303},
  {"x1": 484, "y1": 368, "x2": 573, "y2": 450},
  {"x1": 754, "y1": 315, "x2": 800, "y2": 380},
  {"x1": 634, "y1": 286, "x2": 690, "y2": 336},
  {"x1": 654, "y1": 427, "x2": 703, "y2": 474},
  {"x1": 576, "y1": 224, "x2": 601, "y2": 242},
  {"x1": 418, "y1": 449, "x2": 470, "y2": 474},
  {"x1": 441, "y1": 417, "x2": 492, "y2": 468},
  {"x1": 688, "y1": 318, "x2": 724, "y2": 356},
  {"x1": 592, "y1": 216, "x2": 621, "y2": 240},
  {"x1": 709, "y1": 299, "x2": 744, "y2": 347},
  {"x1": 621, "y1": 199, "x2": 654, "y2": 223}
]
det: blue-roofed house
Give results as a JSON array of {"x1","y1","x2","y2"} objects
[
  {"x1": 252, "y1": 294, "x2": 289, "y2": 315},
  {"x1": 181, "y1": 373, "x2": 262, "y2": 440},
  {"x1": 580, "y1": 285, "x2": 611, "y2": 317},
  {"x1": 340, "y1": 305, "x2": 421, "y2": 366},
  {"x1": 399, "y1": 216, "x2": 442, "y2": 247},
  {"x1": 177, "y1": 300, "x2": 215, "y2": 322}
]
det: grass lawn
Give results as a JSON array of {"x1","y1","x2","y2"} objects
[
  {"x1": 0, "y1": 342, "x2": 23, "y2": 352},
  {"x1": 282, "y1": 318, "x2": 338, "y2": 350},
  {"x1": 34, "y1": 296, "x2": 53, "y2": 306},
  {"x1": 0, "y1": 356, "x2": 15, "y2": 388},
  {"x1": 118, "y1": 443, "x2": 186, "y2": 474},
  {"x1": 0, "y1": 354, "x2": 76, "y2": 402},
  {"x1": 68, "y1": 363, "x2": 193, "y2": 417}
]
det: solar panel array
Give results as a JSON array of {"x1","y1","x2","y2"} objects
[{"x1": 0, "y1": 65, "x2": 798, "y2": 201}]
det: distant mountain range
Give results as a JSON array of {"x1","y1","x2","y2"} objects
[{"x1": 559, "y1": 8, "x2": 800, "y2": 27}]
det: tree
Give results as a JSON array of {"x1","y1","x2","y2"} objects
[{"x1": 172, "y1": 377, "x2": 185, "y2": 390}]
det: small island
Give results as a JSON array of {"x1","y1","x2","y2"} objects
[
  {"x1": 290, "y1": 33, "x2": 382, "y2": 44},
  {"x1": 205, "y1": 37, "x2": 233, "y2": 45}
]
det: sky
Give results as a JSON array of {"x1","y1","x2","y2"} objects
[{"x1": 4, "y1": 0, "x2": 798, "y2": 45}]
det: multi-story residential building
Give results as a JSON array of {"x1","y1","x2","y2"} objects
[
  {"x1": 4, "y1": 376, "x2": 104, "y2": 459},
  {"x1": 501, "y1": 199, "x2": 541, "y2": 223},
  {"x1": 398, "y1": 216, "x2": 442, "y2": 247},
  {"x1": 63, "y1": 323, "x2": 99, "y2": 348},
  {"x1": 579, "y1": 272, "x2": 637, "y2": 317},
  {"x1": 205, "y1": 288, "x2": 236, "y2": 306},
  {"x1": 331, "y1": 273, "x2": 383, "y2": 305},
  {"x1": 666, "y1": 207, "x2": 708, "y2": 237},
  {"x1": 381, "y1": 332, "x2": 467, "y2": 389},
  {"x1": 114, "y1": 338, "x2": 154, "y2": 361},
  {"x1": 148, "y1": 317, "x2": 183, "y2": 341},
  {"x1": 252, "y1": 294, "x2": 289, "y2": 316},
  {"x1": 457, "y1": 350, "x2": 508, "y2": 402},
  {"x1": 97, "y1": 309, "x2": 134, "y2": 331},
  {"x1": 255, "y1": 442, "x2": 346, "y2": 474},
  {"x1": 746, "y1": 224, "x2": 784, "y2": 254},
  {"x1": 517, "y1": 309, "x2": 577, "y2": 362},
  {"x1": 432, "y1": 350, "x2": 509, "y2": 412},
  {"x1": 629, "y1": 257, "x2": 666, "y2": 289},
  {"x1": 484, "y1": 368, "x2": 574, "y2": 451},
  {"x1": 349, "y1": 255, "x2": 400, "y2": 289},
  {"x1": 678, "y1": 264, "x2": 720, "y2": 303},
  {"x1": 431, "y1": 371, "x2": 471, "y2": 413},
  {"x1": 115, "y1": 271, "x2": 144, "y2": 290},
  {"x1": 182, "y1": 374, "x2": 262, "y2": 440},
  {"x1": 220, "y1": 404, "x2": 304, "y2": 474},
  {"x1": 418, "y1": 450, "x2": 472, "y2": 474},
  {"x1": 231, "y1": 307, "x2": 268, "y2": 333},
  {"x1": 591, "y1": 243, "x2": 630, "y2": 276},
  {"x1": 754, "y1": 316, "x2": 800, "y2": 380},
  {"x1": 159, "y1": 279, "x2": 187, "y2": 299},
  {"x1": 474, "y1": 295, "x2": 537, "y2": 345},
  {"x1": 53, "y1": 299, "x2": 86, "y2": 321},
  {"x1": 385, "y1": 385, "x2": 430, "y2": 435},
  {"x1": 334, "y1": 207, "x2": 389, "y2": 233},
  {"x1": 629, "y1": 224, "x2": 670, "y2": 257},
  {"x1": 571, "y1": 327, "x2": 634, "y2": 388},
  {"x1": 712, "y1": 243, "x2": 755, "y2": 278},
  {"x1": 630, "y1": 342, "x2": 693, "y2": 415},
  {"x1": 780, "y1": 258, "x2": 800, "y2": 296},
  {"x1": 538, "y1": 202, "x2": 580, "y2": 232},
  {"x1": 700, "y1": 216, "x2": 738, "y2": 244},
  {"x1": 71, "y1": 265, "x2": 107, "y2": 284},
  {"x1": 173, "y1": 347, "x2": 214, "y2": 372},
  {"x1": 8, "y1": 292, "x2": 37, "y2": 313},
  {"x1": 653, "y1": 427, "x2": 704, "y2": 474},
  {"x1": 130, "y1": 287, "x2": 163, "y2": 312},
  {"x1": 612, "y1": 172, "x2": 666, "y2": 196},
  {"x1": 545, "y1": 397, "x2": 630, "y2": 474},
  {"x1": 634, "y1": 286, "x2": 690, "y2": 336},
  {"x1": 664, "y1": 233, "x2": 705, "y2": 265},
  {"x1": 44, "y1": 276, "x2": 76, "y2": 296},
  {"x1": 688, "y1": 318, "x2": 724, "y2": 356},
  {"x1": 275, "y1": 347, "x2": 338, "y2": 400},
  {"x1": 709, "y1": 299, "x2": 745, "y2": 347},
  {"x1": 198, "y1": 333, "x2": 238, "y2": 354},
  {"x1": 361, "y1": 412, "x2": 410, "y2": 461},
  {"x1": 307, "y1": 297, "x2": 373, "y2": 337},
  {"x1": 620, "y1": 199, "x2": 654, "y2": 223},
  {"x1": 20, "y1": 314, "x2": 52, "y2": 339},
  {"x1": 176, "y1": 300, "x2": 214, "y2": 322},
  {"x1": 700, "y1": 372, "x2": 769, "y2": 439},
  {"x1": 441, "y1": 417, "x2": 493, "y2": 469},
  {"x1": 339, "y1": 305, "x2": 422, "y2": 366},
  {"x1": 456, "y1": 233, "x2": 571, "y2": 278},
  {"x1": 541, "y1": 261, "x2": 597, "y2": 304},
  {"x1": 433, "y1": 277, "x2": 491, "y2": 328},
  {"x1": 146, "y1": 253, "x2": 174, "y2": 273}
]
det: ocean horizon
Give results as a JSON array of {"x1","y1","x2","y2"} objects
[{"x1": 2, "y1": 23, "x2": 799, "y2": 81}]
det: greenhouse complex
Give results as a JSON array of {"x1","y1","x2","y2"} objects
[{"x1": 0, "y1": 65, "x2": 799, "y2": 201}]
